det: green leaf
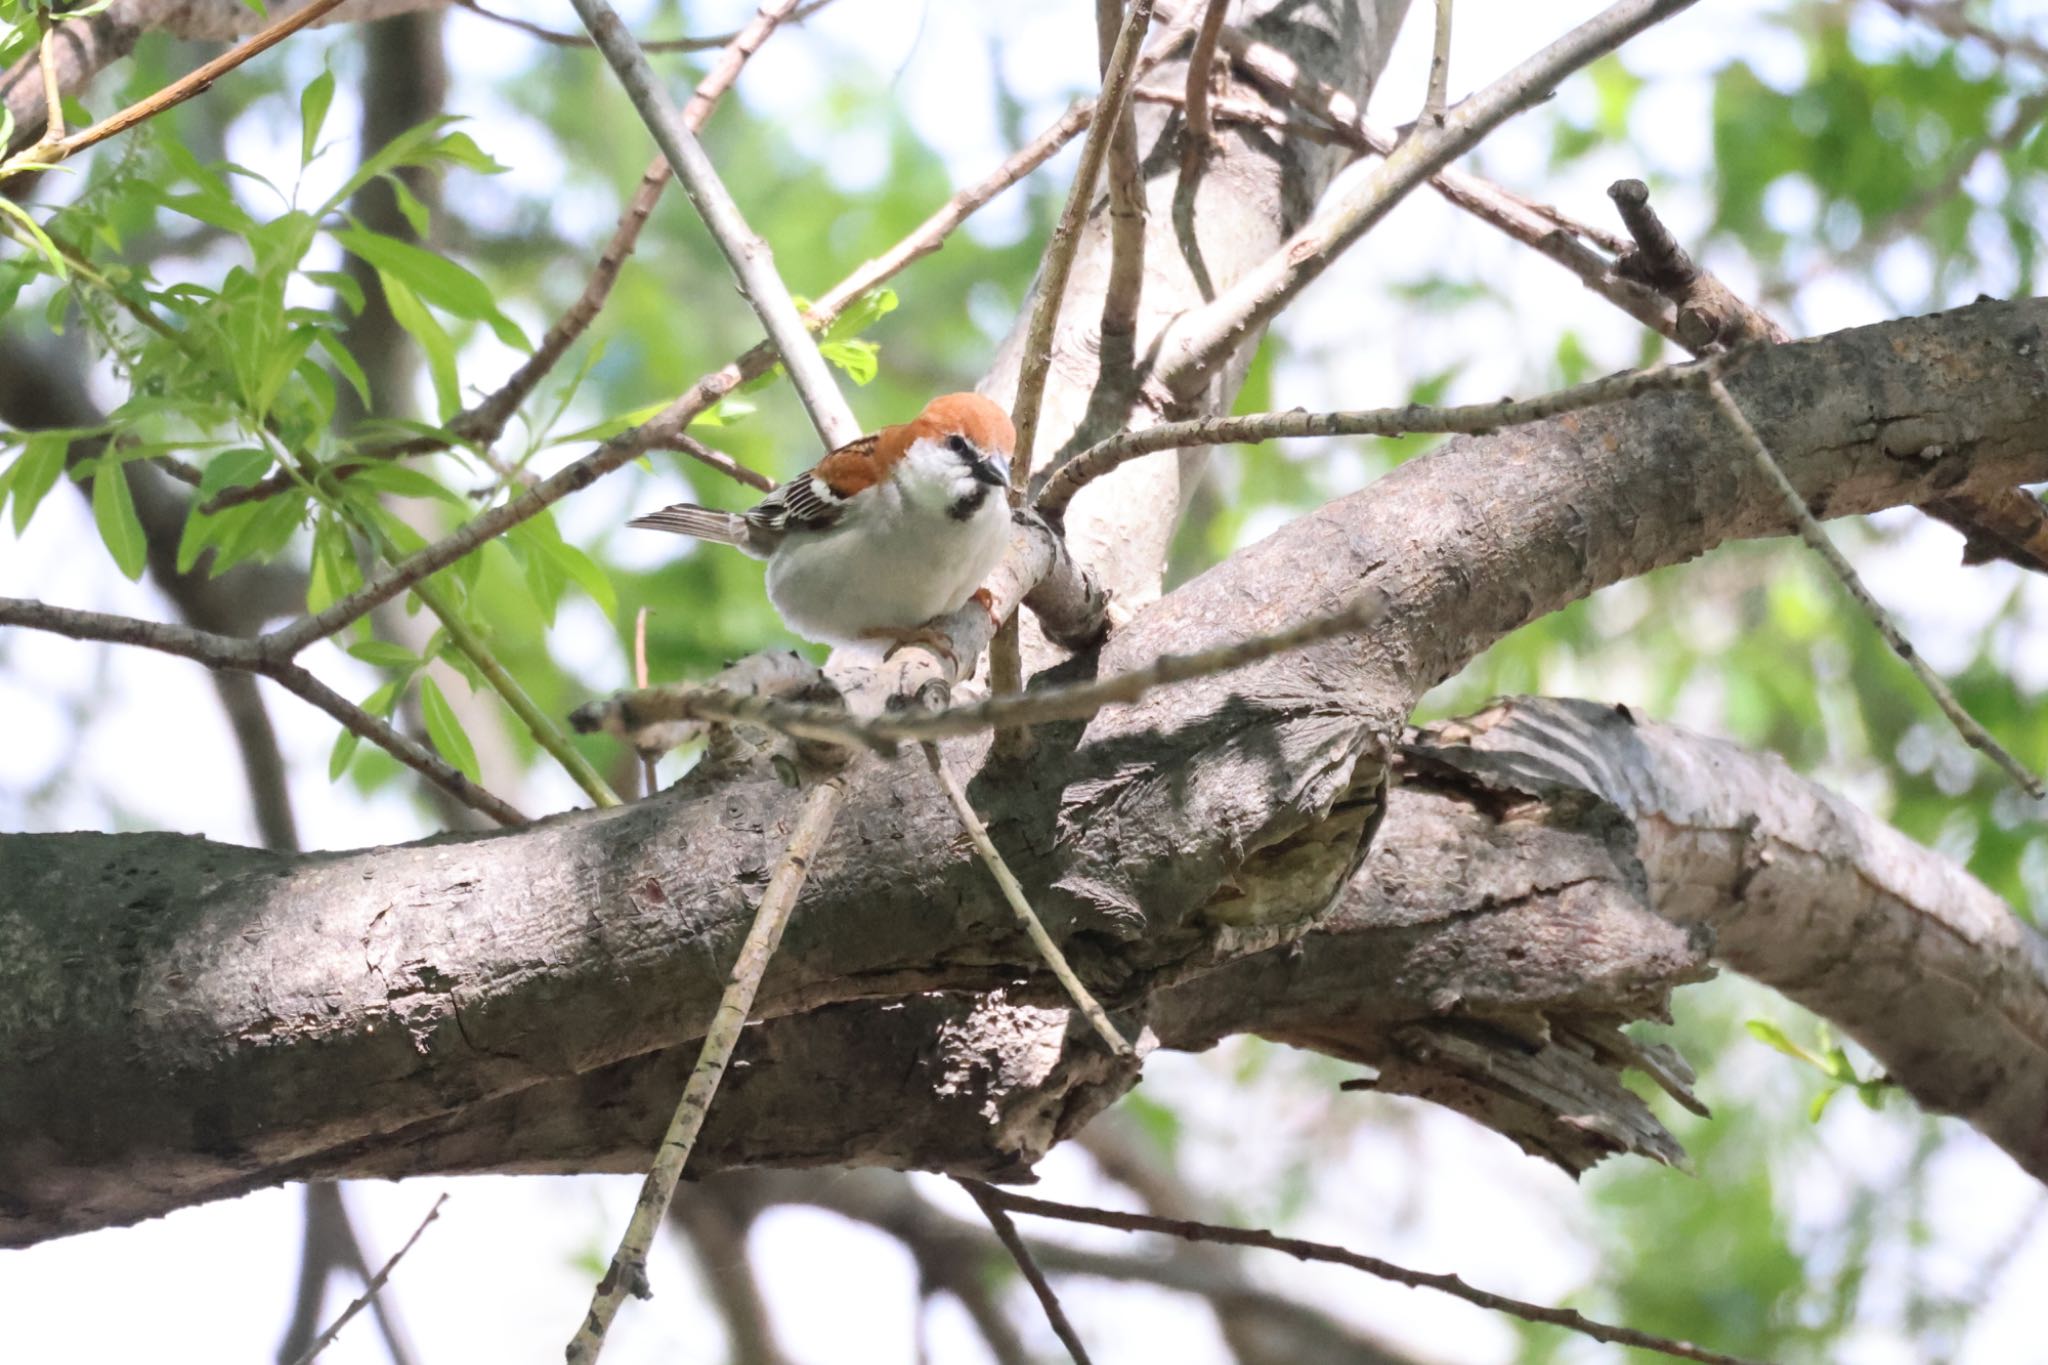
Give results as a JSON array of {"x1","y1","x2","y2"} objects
[
  {"x1": 1808, "y1": 1084, "x2": 1840, "y2": 1124},
  {"x1": 379, "y1": 274, "x2": 460, "y2": 421},
  {"x1": 305, "y1": 269, "x2": 366, "y2": 316},
  {"x1": 196, "y1": 447, "x2": 274, "y2": 501},
  {"x1": 418, "y1": 675, "x2": 481, "y2": 782},
  {"x1": 552, "y1": 399, "x2": 670, "y2": 446},
  {"x1": 306, "y1": 512, "x2": 359, "y2": 613},
  {"x1": 822, "y1": 287, "x2": 898, "y2": 342},
  {"x1": 388, "y1": 176, "x2": 433, "y2": 239},
  {"x1": 347, "y1": 640, "x2": 420, "y2": 670},
  {"x1": 344, "y1": 461, "x2": 469, "y2": 506},
  {"x1": 315, "y1": 330, "x2": 372, "y2": 405},
  {"x1": 327, "y1": 727, "x2": 360, "y2": 782},
  {"x1": 7, "y1": 432, "x2": 69, "y2": 534},
  {"x1": 0, "y1": 198, "x2": 67, "y2": 278},
  {"x1": 1743, "y1": 1018, "x2": 1813, "y2": 1065},
  {"x1": 820, "y1": 338, "x2": 879, "y2": 386},
  {"x1": 335, "y1": 228, "x2": 528, "y2": 350},
  {"x1": 299, "y1": 67, "x2": 335, "y2": 167},
  {"x1": 91, "y1": 458, "x2": 147, "y2": 580}
]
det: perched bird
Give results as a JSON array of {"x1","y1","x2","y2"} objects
[{"x1": 628, "y1": 393, "x2": 1016, "y2": 650}]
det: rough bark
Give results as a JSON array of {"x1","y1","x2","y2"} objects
[
  {"x1": 7, "y1": 299, "x2": 2048, "y2": 1244},
  {"x1": 1419, "y1": 697, "x2": 2048, "y2": 1183}
]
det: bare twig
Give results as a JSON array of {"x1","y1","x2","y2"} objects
[
  {"x1": 633, "y1": 607, "x2": 657, "y2": 796},
  {"x1": 453, "y1": 0, "x2": 834, "y2": 53},
  {"x1": 258, "y1": 72, "x2": 1106, "y2": 657},
  {"x1": 1206, "y1": 31, "x2": 1676, "y2": 340},
  {"x1": 1607, "y1": 179, "x2": 1786, "y2": 350},
  {"x1": 1152, "y1": 0, "x2": 1699, "y2": 407},
  {"x1": 1704, "y1": 377, "x2": 2043, "y2": 797},
  {"x1": 957, "y1": 1179, "x2": 1099, "y2": 1365},
  {"x1": 3, "y1": 0, "x2": 350, "y2": 177},
  {"x1": 1179, "y1": 0, "x2": 1230, "y2": 177},
  {"x1": 1096, "y1": 0, "x2": 1149, "y2": 352},
  {"x1": 675, "y1": 433, "x2": 778, "y2": 492},
  {"x1": 567, "y1": 772, "x2": 848, "y2": 1365},
  {"x1": 923, "y1": 743, "x2": 1134, "y2": 1058},
  {"x1": 1424, "y1": 0, "x2": 1452, "y2": 126},
  {"x1": 0, "y1": 597, "x2": 530, "y2": 826},
  {"x1": 283, "y1": 1193, "x2": 448, "y2": 1365},
  {"x1": 440, "y1": 0, "x2": 815, "y2": 455},
  {"x1": 36, "y1": 18, "x2": 63, "y2": 142},
  {"x1": 1009, "y1": 0, "x2": 1157, "y2": 488},
  {"x1": 574, "y1": 590, "x2": 1384, "y2": 753},
  {"x1": 1038, "y1": 354, "x2": 1713, "y2": 517},
  {"x1": 567, "y1": 0, "x2": 858, "y2": 449},
  {"x1": 976, "y1": 1185, "x2": 1767, "y2": 1365}
]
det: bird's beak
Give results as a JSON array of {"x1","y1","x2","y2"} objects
[{"x1": 973, "y1": 453, "x2": 1012, "y2": 488}]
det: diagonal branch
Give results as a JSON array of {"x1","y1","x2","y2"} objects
[
  {"x1": 958, "y1": 1178, "x2": 1098, "y2": 1365},
  {"x1": 1009, "y1": 0, "x2": 1157, "y2": 486},
  {"x1": 566, "y1": 0, "x2": 857, "y2": 448},
  {"x1": 976, "y1": 1185, "x2": 1764, "y2": 1365},
  {"x1": 1148, "y1": 0, "x2": 1699, "y2": 408},
  {"x1": 1705, "y1": 375, "x2": 2041, "y2": 795},
  {"x1": 0, "y1": 597, "x2": 529, "y2": 825}
]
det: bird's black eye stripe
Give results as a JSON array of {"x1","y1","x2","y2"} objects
[{"x1": 945, "y1": 434, "x2": 977, "y2": 461}]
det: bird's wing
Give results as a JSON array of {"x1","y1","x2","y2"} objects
[{"x1": 743, "y1": 432, "x2": 886, "y2": 537}]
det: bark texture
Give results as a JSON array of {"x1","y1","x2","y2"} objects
[{"x1": 6, "y1": 299, "x2": 2047, "y2": 1245}]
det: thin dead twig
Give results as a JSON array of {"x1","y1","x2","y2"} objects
[
  {"x1": 923, "y1": 743, "x2": 1134, "y2": 1058},
  {"x1": 283, "y1": 1193, "x2": 448, "y2": 1365},
  {"x1": 0, "y1": 596, "x2": 529, "y2": 826},
  {"x1": 566, "y1": 772, "x2": 848, "y2": 1364},
  {"x1": 957, "y1": 1179, "x2": 1099, "y2": 1365},
  {"x1": 978, "y1": 1185, "x2": 1768, "y2": 1365},
  {"x1": 1037, "y1": 354, "x2": 1715, "y2": 518},
  {"x1": 1153, "y1": 0, "x2": 1699, "y2": 406},
  {"x1": 4, "y1": 0, "x2": 350, "y2": 176},
  {"x1": 1704, "y1": 376, "x2": 2043, "y2": 797},
  {"x1": 577, "y1": 591, "x2": 1386, "y2": 753},
  {"x1": 453, "y1": 0, "x2": 834, "y2": 53},
  {"x1": 1425, "y1": 0, "x2": 1453, "y2": 126}
]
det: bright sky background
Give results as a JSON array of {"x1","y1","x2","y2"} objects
[{"x1": 3, "y1": 1, "x2": 2047, "y2": 1362}]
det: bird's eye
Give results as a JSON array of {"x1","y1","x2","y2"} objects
[{"x1": 945, "y1": 434, "x2": 977, "y2": 461}]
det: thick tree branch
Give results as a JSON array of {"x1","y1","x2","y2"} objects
[{"x1": 8, "y1": 301, "x2": 2047, "y2": 1245}]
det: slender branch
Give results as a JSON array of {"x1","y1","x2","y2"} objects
[
  {"x1": 566, "y1": 772, "x2": 849, "y2": 1365},
  {"x1": 1151, "y1": 0, "x2": 1698, "y2": 406},
  {"x1": 1009, "y1": 0, "x2": 1156, "y2": 487},
  {"x1": 3, "y1": 0, "x2": 350, "y2": 177},
  {"x1": 1203, "y1": 29, "x2": 1677, "y2": 341},
  {"x1": 1179, "y1": 0, "x2": 1229, "y2": 177},
  {"x1": 567, "y1": 0, "x2": 858, "y2": 449},
  {"x1": 1095, "y1": 0, "x2": 1148, "y2": 350},
  {"x1": 283, "y1": 1193, "x2": 448, "y2": 1365},
  {"x1": 37, "y1": 18, "x2": 64, "y2": 142},
  {"x1": 410, "y1": 573, "x2": 620, "y2": 808},
  {"x1": 923, "y1": 743, "x2": 1134, "y2": 1058},
  {"x1": 1874, "y1": 0, "x2": 2048, "y2": 72},
  {"x1": 453, "y1": 0, "x2": 835, "y2": 53},
  {"x1": 574, "y1": 590, "x2": 1384, "y2": 753},
  {"x1": 1038, "y1": 354, "x2": 1714, "y2": 517},
  {"x1": 0, "y1": 596, "x2": 530, "y2": 826},
  {"x1": 974, "y1": 1185, "x2": 1766, "y2": 1365},
  {"x1": 257, "y1": 73, "x2": 1104, "y2": 657},
  {"x1": 1424, "y1": 0, "x2": 1453, "y2": 126},
  {"x1": 441, "y1": 0, "x2": 814, "y2": 455},
  {"x1": 1704, "y1": 376, "x2": 2043, "y2": 797},
  {"x1": 957, "y1": 1179, "x2": 1098, "y2": 1365},
  {"x1": 675, "y1": 432, "x2": 777, "y2": 492}
]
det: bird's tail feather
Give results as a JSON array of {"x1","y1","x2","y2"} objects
[{"x1": 628, "y1": 503, "x2": 750, "y2": 548}]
